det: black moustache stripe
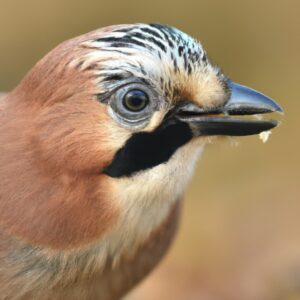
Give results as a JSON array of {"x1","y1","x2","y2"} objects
[{"x1": 104, "y1": 119, "x2": 193, "y2": 178}]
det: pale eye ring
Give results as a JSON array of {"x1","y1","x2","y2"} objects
[
  {"x1": 122, "y1": 89, "x2": 149, "y2": 112},
  {"x1": 108, "y1": 83, "x2": 158, "y2": 129}
]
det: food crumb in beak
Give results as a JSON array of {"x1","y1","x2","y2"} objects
[{"x1": 259, "y1": 130, "x2": 272, "y2": 143}]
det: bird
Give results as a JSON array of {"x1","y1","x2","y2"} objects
[{"x1": 0, "y1": 23, "x2": 283, "y2": 300}]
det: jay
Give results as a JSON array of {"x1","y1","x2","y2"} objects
[{"x1": 0, "y1": 24, "x2": 282, "y2": 299}]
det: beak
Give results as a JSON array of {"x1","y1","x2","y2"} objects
[{"x1": 176, "y1": 81, "x2": 283, "y2": 136}]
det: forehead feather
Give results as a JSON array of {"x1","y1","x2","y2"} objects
[
  {"x1": 82, "y1": 24, "x2": 214, "y2": 76},
  {"x1": 73, "y1": 24, "x2": 225, "y2": 105}
]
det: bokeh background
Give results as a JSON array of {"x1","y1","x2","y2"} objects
[{"x1": 1, "y1": 1, "x2": 299, "y2": 299}]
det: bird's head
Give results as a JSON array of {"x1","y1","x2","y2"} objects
[{"x1": 1, "y1": 24, "x2": 282, "y2": 257}]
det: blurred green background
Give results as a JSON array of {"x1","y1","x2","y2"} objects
[{"x1": 1, "y1": 1, "x2": 299, "y2": 299}]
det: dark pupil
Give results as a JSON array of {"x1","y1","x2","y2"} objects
[{"x1": 123, "y1": 90, "x2": 149, "y2": 112}]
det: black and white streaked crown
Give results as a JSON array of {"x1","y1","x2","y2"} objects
[
  {"x1": 95, "y1": 24, "x2": 208, "y2": 73},
  {"x1": 79, "y1": 23, "x2": 222, "y2": 101}
]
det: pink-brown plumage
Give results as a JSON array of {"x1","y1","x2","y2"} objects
[{"x1": 0, "y1": 23, "x2": 282, "y2": 299}]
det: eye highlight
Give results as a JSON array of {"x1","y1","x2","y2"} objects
[{"x1": 122, "y1": 90, "x2": 149, "y2": 112}]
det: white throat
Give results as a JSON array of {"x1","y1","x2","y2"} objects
[{"x1": 103, "y1": 141, "x2": 204, "y2": 264}]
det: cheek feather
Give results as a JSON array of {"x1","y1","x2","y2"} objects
[{"x1": 32, "y1": 96, "x2": 121, "y2": 173}]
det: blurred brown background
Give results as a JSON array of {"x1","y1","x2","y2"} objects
[{"x1": 1, "y1": 1, "x2": 299, "y2": 299}]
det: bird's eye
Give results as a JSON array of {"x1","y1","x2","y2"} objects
[
  {"x1": 122, "y1": 90, "x2": 149, "y2": 112},
  {"x1": 108, "y1": 83, "x2": 159, "y2": 129}
]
